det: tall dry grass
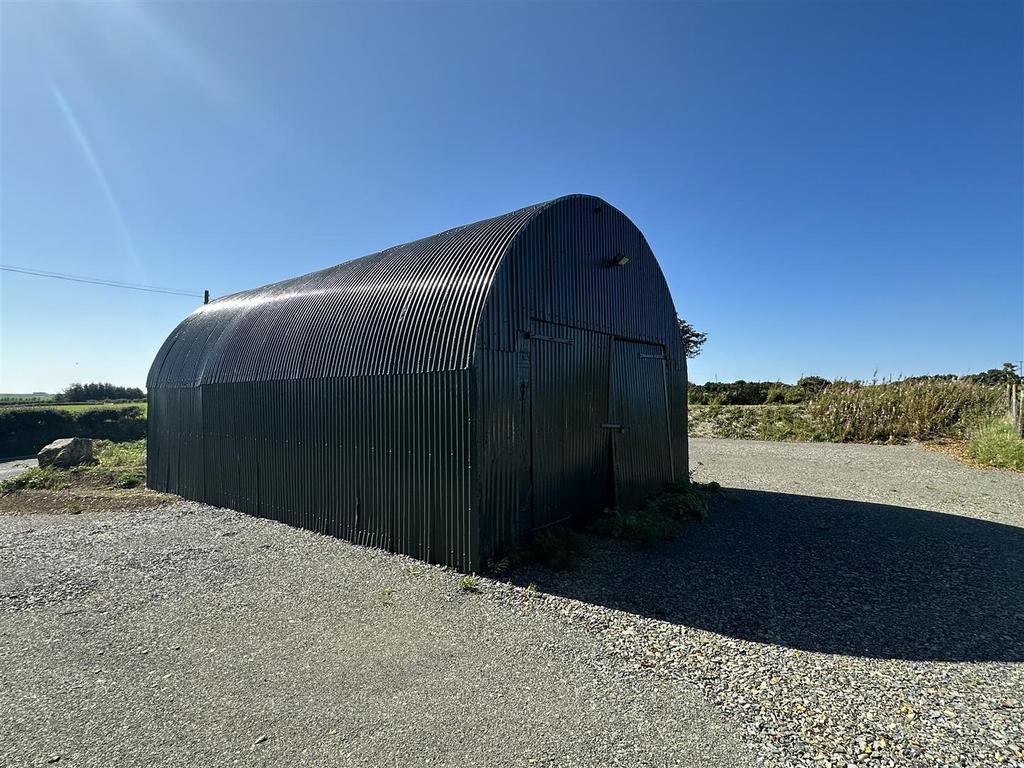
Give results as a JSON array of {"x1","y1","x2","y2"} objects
[{"x1": 808, "y1": 379, "x2": 1003, "y2": 443}]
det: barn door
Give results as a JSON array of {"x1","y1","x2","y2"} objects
[
  {"x1": 530, "y1": 323, "x2": 610, "y2": 529},
  {"x1": 608, "y1": 339, "x2": 674, "y2": 511}
]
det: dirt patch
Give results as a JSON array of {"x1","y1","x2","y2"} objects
[{"x1": 0, "y1": 483, "x2": 176, "y2": 516}]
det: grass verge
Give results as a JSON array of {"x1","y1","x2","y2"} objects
[
  {"x1": 967, "y1": 419, "x2": 1024, "y2": 471},
  {"x1": 0, "y1": 466, "x2": 66, "y2": 494},
  {"x1": 0, "y1": 438, "x2": 171, "y2": 515}
]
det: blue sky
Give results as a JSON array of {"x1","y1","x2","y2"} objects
[{"x1": 1, "y1": 1, "x2": 1021, "y2": 391}]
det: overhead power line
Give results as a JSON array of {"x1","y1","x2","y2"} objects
[{"x1": 0, "y1": 264, "x2": 205, "y2": 299}]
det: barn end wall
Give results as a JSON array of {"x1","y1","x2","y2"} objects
[
  {"x1": 148, "y1": 371, "x2": 479, "y2": 570},
  {"x1": 475, "y1": 196, "x2": 688, "y2": 562}
]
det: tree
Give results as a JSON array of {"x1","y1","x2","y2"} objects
[
  {"x1": 54, "y1": 382, "x2": 145, "y2": 403},
  {"x1": 677, "y1": 316, "x2": 707, "y2": 359},
  {"x1": 797, "y1": 375, "x2": 829, "y2": 394}
]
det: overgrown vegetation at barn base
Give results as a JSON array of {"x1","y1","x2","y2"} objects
[
  {"x1": 491, "y1": 527, "x2": 585, "y2": 572},
  {"x1": 593, "y1": 480, "x2": 713, "y2": 549},
  {"x1": 490, "y1": 481, "x2": 716, "y2": 572}
]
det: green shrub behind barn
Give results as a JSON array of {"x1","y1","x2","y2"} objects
[{"x1": 0, "y1": 405, "x2": 146, "y2": 458}]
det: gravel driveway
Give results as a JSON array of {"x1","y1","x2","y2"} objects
[
  {"x1": 1, "y1": 438, "x2": 1021, "y2": 767},
  {"x1": 0, "y1": 457, "x2": 36, "y2": 483}
]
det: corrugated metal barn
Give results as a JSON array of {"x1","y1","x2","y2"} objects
[{"x1": 147, "y1": 194, "x2": 688, "y2": 570}]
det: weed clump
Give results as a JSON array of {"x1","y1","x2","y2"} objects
[
  {"x1": 491, "y1": 526, "x2": 584, "y2": 573},
  {"x1": 114, "y1": 468, "x2": 145, "y2": 489},
  {"x1": 486, "y1": 481, "x2": 718, "y2": 573},
  {"x1": 591, "y1": 481, "x2": 713, "y2": 548},
  {"x1": 95, "y1": 439, "x2": 146, "y2": 467},
  {"x1": 591, "y1": 507, "x2": 684, "y2": 549},
  {"x1": 968, "y1": 419, "x2": 1024, "y2": 471},
  {"x1": 458, "y1": 575, "x2": 480, "y2": 593}
]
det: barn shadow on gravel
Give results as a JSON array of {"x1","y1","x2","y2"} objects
[{"x1": 511, "y1": 490, "x2": 1024, "y2": 662}]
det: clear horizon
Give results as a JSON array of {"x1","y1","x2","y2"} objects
[{"x1": 2, "y1": 1, "x2": 1021, "y2": 391}]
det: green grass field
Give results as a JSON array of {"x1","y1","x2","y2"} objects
[{"x1": 0, "y1": 400, "x2": 147, "y2": 415}]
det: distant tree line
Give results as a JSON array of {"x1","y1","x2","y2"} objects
[
  {"x1": 911, "y1": 363, "x2": 1021, "y2": 387},
  {"x1": 54, "y1": 382, "x2": 145, "y2": 403},
  {"x1": 689, "y1": 365, "x2": 1021, "y2": 406},
  {"x1": 689, "y1": 377, "x2": 827, "y2": 406}
]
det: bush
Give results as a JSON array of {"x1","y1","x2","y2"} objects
[
  {"x1": 690, "y1": 380, "x2": 778, "y2": 405},
  {"x1": 591, "y1": 481, "x2": 711, "y2": 548},
  {"x1": 592, "y1": 507, "x2": 684, "y2": 549},
  {"x1": 0, "y1": 406, "x2": 146, "y2": 458},
  {"x1": 968, "y1": 419, "x2": 1024, "y2": 471},
  {"x1": 689, "y1": 403, "x2": 817, "y2": 441},
  {"x1": 765, "y1": 385, "x2": 805, "y2": 404},
  {"x1": 646, "y1": 481, "x2": 709, "y2": 521},
  {"x1": 809, "y1": 379, "x2": 1002, "y2": 443},
  {"x1": 797, "y1": 376, "x2": 829, "y2": 394},
  {"x1": 691, "y1": 380, "x2": 812, "y2": 405}
]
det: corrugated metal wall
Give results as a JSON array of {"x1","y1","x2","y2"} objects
[
  {"x1": 149, "y1": 194, "x2": 687, "y2": 571},
  {"x1": 149, "y1": 372, "x2": 476, "y2": 569},
  {"x1": 476, "y1": 196, "x2": 688, "y2": 562},
  {"x1": 147, "y1": 203, "x2": 551, "y2": 570},
  {"x1": 609, "y1": 339, "x2": 674, "y2": 511}
]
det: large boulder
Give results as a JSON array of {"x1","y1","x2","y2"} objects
[{"x1": 37, "y1": 437, "x2": 96, "y2": 469}]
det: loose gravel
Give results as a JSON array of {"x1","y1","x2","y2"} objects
[
  {"x1": 505, "y1": 439, "x2": 1024, "y2": 767},
  {"x1": 0, "y1": 504, "x2": 745, "y2": 768},
  {"x1": 1, "y1": 438, "x2": 1020, "y2": 767}
]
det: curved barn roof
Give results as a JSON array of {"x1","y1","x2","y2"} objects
[{"x1": 148, "y1": 194, "x2": 661, "y2": 387}]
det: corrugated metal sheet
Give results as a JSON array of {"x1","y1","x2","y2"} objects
[
  {"x1": 609, "y1": 339, "x2": 674, "y2": 511},
  {"x1": 149, "y1": 372, "x2": 476, "y2": 569},
  {"x1": 148, "y1": 201, "x2": 548, "y2": 388},
  {"x1": 476, "y1": 197, "x2": 688, "y2": 561},
  {"x1": 149, "y1": 194, "x2": 688, "y2": 571}
]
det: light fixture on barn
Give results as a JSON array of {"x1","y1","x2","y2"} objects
[{"x1": 610, "y1": 253, "x2": 631, "y2": 267}]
